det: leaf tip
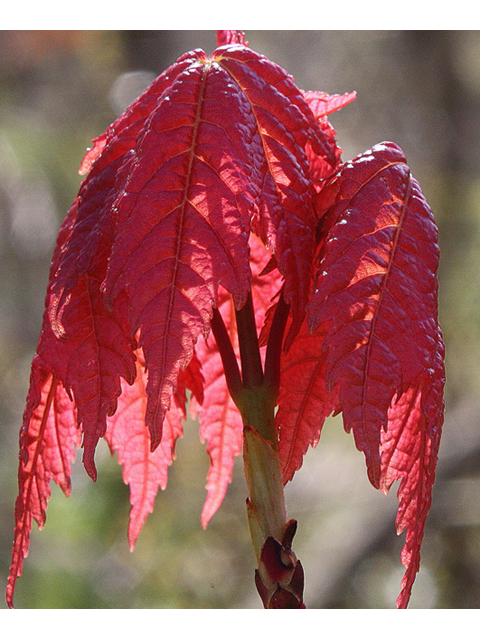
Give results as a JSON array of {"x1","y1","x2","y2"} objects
[
  {"x1": 127, "y1": 527, "x2": 139, "y2": 553},
  {"x1": 78, "y1": 134, "x2": 107, "y2": 176},
  {"x1": 6, "y1": 591, "x2": 15, "y2": 610},
  {"x1": 216, "y1": 30, "x2": 248, "y2": 47},
  {"x1": 82, "y1": 450, "x2": 98, "y2": 482}
]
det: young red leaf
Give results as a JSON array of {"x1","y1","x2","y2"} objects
[
  {"x1": 275, "y1": 320, "x2": 339, "y2": 483},
  {"x1": 104, "y1": 354, "x2": 185, "y2": 550},
  {"x1": 274, "y1": 89, "x2": 358, "y2": 479},
  {"x1": 8, "y1": 29, "x2": 445, "y2": 610},
  {"x1": 96, "y1": 43, "x2": 336, "y2": 449},
  {"x1": 51, "y1": 59, "x2": 182, "y2": 307},
  {"x1": 6, "y1": 366, "x2": 80, "y2": 608},
  {"x1": 268, "y1": 91, "x2": 357, "y2": 462},
  {"x1": 307, "y1": 142, "x2": 442, "y2": 482},
  {"x1": 381, "y1": 337, "x2": 445, "y2": 608},
  {"x1": 193, "y1": 292, "x2": 244, "y2": 529},
  {"x1": 214, "y1": 45, "x2": 338, "y2": 343},
  {"x1": 47, "y1": 268, "x2": 136, "y2": 479},
  {"x1": 306, "y1": 141, "x2": 444, "y2": 605},
  {"x1": 304, "y1": 91, "x2": 357, "y2": 120},
  {"x1": 6, "y1": 190, "x2": 135, "y2": 605},
  {"x1": 303, "y1": 90, "x2": 357, "y2": 188}
]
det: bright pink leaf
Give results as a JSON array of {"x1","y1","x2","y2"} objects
[
  {"x1": 303, "y1": 90, "x2": 357, "y2": 119},
  {"x1": 193, "y1": 292, "x2": 244, "y2": 528},
  {"x1": 78, "y1": 133, "x2": 107, "y2": 176},
  {"x1": 105, "y1": 354, "x2": 185, "y2": 550}
]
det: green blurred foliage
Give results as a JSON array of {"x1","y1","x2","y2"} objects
[{"x1": 1, "y1": 31, "x2": 480, "y2": 609}]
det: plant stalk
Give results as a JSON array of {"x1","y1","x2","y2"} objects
[{"x1": 211, "y1": 290, "x2": 304, "y2": 608}]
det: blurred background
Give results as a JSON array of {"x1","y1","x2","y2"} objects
[{"x1": 0, "y1": 30, "x2": 479, "y2": 609}]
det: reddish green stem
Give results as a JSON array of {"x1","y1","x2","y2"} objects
[
  {"x1": 264, "y1": 293, "x2": 290, "y2": 396},
  {"x1": 235, "y1": 291, "x2": 264, "y2": 389},
  {"x1": 210, "y1": 306, "x2": 243, "y2": 406}
]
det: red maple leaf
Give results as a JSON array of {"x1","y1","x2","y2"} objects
[{"x1": 7, "y1": 31, "x2": 444, "y2": 609}]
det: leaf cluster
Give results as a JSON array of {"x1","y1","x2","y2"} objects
[{"x1": 6, "y1": 30, "x2": 444, "y2": 609}]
